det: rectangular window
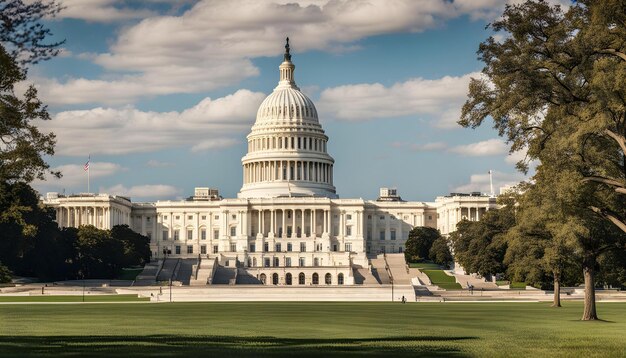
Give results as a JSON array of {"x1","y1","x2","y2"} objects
[
  {"x1": 275, "y1": 243, "x2": 282, "y2": 252},
  {"x1": 285, "y1": 257, "x2": 291, "y2": 267},
  {"x1": 175, "y1": 246, "x2": 181, "y2": 254},
  {"x1": 367, "y1": 228, "x2": 372, "y2": 240},
  {"x1": 380, "y1": 216, "x2": 384, "y2": 220},
  {"x1": 264, "y1": 242, "x2": 269, "y2": 252},
  {"x1": 213, "y1": 245, "x2": 218, "y2": 254},
  {"x1": 174, "y1": 230, "x2": 180, "y2": 241},
  {"x1": 147, "y1": 217, "x2": 151, "y2": 222},
  {"x1": 187, "y1": 229, "x2": 193, "y2": 240},
  {"x1": 214, "y1": 215, "x2": 219, "y2": 220},
  {"x1": 250, "y1": 244, "x2": 255, "y2": 253},
  {"x1": 188, "y1": 215, "x2": 193, "y2": 220},
  {"x1": 175, "y1": 215, "x2": 180, "y2": 220},
  {"x1": 230, "y1": 243, "x2": 236, "y2": 252},
  {"x1": 346, "y1": 214, "x2": 352, "y2": 220},
  {"x1": 264, "y1": 258, "x2": 270, "y2": 267},
  {"x1": 201, "y1": 229, "x2": 206, "y2": 240},
  {"x1": 346, "y1": 226, "x2": 352, "y2": 236},
  {"x1": 428, "y1": 215, "x2": 432, "y2": 220},
  {"x1": 299, "y1": 257, "x2": 305, "y2": 267},
  {"x1": 187, "y1": 245, "x2": 193, "y2": 254},
  {"x1": 201, "y1": 215, "x2": 206, "y2": 220},
  {"x1": 213, "y1": 230, "x2": 219, "y2": 240},
  {"x1": 273, "y1": 257, "x2": 279, "y2": 267},
  {"x1": 162, "y1": 230, "x2": 168, "y2": 241},
  {"x1": 380, "y1": 230, "x2": 385, "y2": 241},
  {"x1": 200, "y1": 245, "x2": 206, "y2": 254},
  {"x1": 390, "y1": 229, "x2": 396, "y2": 240},
  {"x1": 345, "y1": 243, "x2": 352, "y2": 252},
  {"x1": 287, "y1": 243, "x2": 292, "y2": 252},
  {"x1": 230, "y1": 227, "x2": 236, "y2": 236},
  {"x1": 300, "y1": 242, "x2": 306, "y2": 252},
  {"x1": 164, "y1": 215, "x2": 168, "y2": 220}
]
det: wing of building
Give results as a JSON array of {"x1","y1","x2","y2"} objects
[{"x1": 43, "y1": 40, "x2": 497, "y2": 286}]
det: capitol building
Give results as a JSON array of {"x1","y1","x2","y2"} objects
[{"x1": 43, "y1": 40, "x2": 496, "y2": 286}]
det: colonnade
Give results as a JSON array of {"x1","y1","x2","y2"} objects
[
  {"x1": 243, "y1": 160, "x2": 333, "y2": 184},
  {"x1": 248, "y1": 135, "x2": 326, "y2": 153},
  {"x1": 55, "y1": 205, "x2": 130, "y2": 229}
]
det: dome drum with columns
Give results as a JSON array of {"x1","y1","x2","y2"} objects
[{"x1": 239, "y1": 38, "x2": 337, "y2": 199}]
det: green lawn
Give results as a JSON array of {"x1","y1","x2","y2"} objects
[
  {"x1": 409, "y1": 262, "x2": 441, "y2": 270},
  {"x1": 0, "y1": 294, "x2": 148, "y2": 302},
  {"x1": 495, "y1": 281, "x2": 527, "y2": 289},
  {"x1": 0, "y1": 302, "x2": 625, "y2": 356},
  {"x1": 423, "y1": 270, "x2": 463, "y2": 290}
]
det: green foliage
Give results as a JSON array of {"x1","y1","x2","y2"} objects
[
  {"x1": 450, "y1": 204, "x2": 515, "y2": 277},
  {"x1": 404, "y1": 226, "x2": 441, "y2": 262},
  {"x1": 0, "y1": 262, "x2": 11, "y2": 283},
  {"x1": 423, "y1": 270, "x2": 463, "y2": 290},
  {"x1": 429, "y1": 237, "x2": 453, "y2": 267},
  {"x1": 110, "y1": 225, "x2": 151, "y2": 268}
]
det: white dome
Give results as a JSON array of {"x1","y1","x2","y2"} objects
[
  {"x1": 256, "y1": 87, "x2": 318, "y2": 122},
  {"x1": 238, "y1": 38, "x2": 337, "y2": 199}
]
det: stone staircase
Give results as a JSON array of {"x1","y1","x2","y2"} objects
[
  {"x1": 236, "y1": 269, "x2": 263, "y2": 284},
  {"x1": 156, "y1": 258, "x2": 180, "y2": 282},
  {"x1": 133, "y1": 261, "x2": 160, "y2": 286},
  {"x1": 352, "y1": 266, "x2": 379, "y2": 285},
  {"x1": 369, "y1": 255, "x2": 391, "y2": 284},
  {"x1": 385, "y1": 254, "x2": 413, "y2": 284},
  {"x1": 191, "y1": 257, "x2": 217, "y2": 286},
  {"x1": 452, "y1": 272, "x2": 499, "y2": 290},
  {"x1": 212, "y1": 266, "x2": 237, "y2": 285},
  {"x1": 175, "y1": 259, "x2": 196, "y2": 285}
]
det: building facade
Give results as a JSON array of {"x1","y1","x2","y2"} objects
[{"x1": 43, "y1": 40, "x2": 497, "y2": 285}]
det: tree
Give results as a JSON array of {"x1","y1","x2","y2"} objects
[
  {"x1": 451, "y1": 202, "x2": 515, "y2": 278},
  {"x1": 429, "y1": 237, "x2": 453, "y2": 267},
  {"x1": 0, "y1": 261, "x2": 12, "y2": 283},
  {"x1": 110, "y1": 225, "x2": 151, "y2": 268},
  {"x1": 404, "y1": 226, "x2": 440, "y2": 262},
  {"x1": 504, "y1": 177, "x2": 580, "y2": 307},
  {"x1": 0, "y1": 0, "x2": 64, "y2": 65},
  {"x1": 459, "y1": 0, "x2": 626, "y2": 320},
  {"x1": 75, "y1": 226, "x2": 125, "y2": 279}
]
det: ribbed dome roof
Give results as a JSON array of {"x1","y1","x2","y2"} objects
[{"x1": 256, "y1": 87, "x2": 318, "y2": 122}]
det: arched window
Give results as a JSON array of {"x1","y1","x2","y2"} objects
[
  {"x1": 298, "y1": 272, "x2": 305, "y2": 285},
  {"x1": 260, "y1": 273, "x2": 266, "y2": 285},
  {"x1": 338, "y1": 273, "x2": 344, "y2": 285},
  {"x1": 325, "y1": 273, "x2": 332, "y2": 285},
  {"x1": 286, "y1": 273, "x2": 292, "y2": 285},
  {"x1": 272, "y1": 273, "x2": 279, "y2": 285},
  {"x1": 312, "y1": 273, "x2": 319, "y2": 285}
]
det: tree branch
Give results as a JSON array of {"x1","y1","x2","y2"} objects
[
  {"x1": 589, "y1": 206, "x2": 626, "y2": 234},
  {"x1": 595, "y1": 48, "x2": 626, "y2": 62}
]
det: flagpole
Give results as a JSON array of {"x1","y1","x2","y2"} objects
[{"x1": 88, "y1": 164, "x2": 90, "y2": 194}]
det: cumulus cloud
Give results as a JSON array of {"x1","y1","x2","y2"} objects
[
  {"x1": 391, "y1": 141, "x2": 447, "y2": 152},
  {"x1": 99, "y1": 184, "x2": 181, "y2": 199},
  {"x1": 453, "y1": 170, "x2": 527, "y2": 195},
  {"x1": 146, "y1": 160, "x2": 174, "y2": 168},
  {"x1": 449, "y1": 139, "x2": 508, "y2": 156},
  {"x1": 34, "y1": 162, "x2": 124, "y2": 188},
  {"x1": 37, "y1": 0, "x2": 569, "y2": 105},
  {"x1": 38, "y1": 89, "x2": 265, "y2": 156},
  {"x1": 318, "y1": 73, "x2": 477, "y2": 127}
]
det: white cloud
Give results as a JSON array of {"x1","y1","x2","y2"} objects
[
  {"x1": 317, "y1": 73, "x2": 477, "y2": 127},
  {"x1": 146, "y1": 160, "x2": 174, "y2": 167},
  {"x1": 34, "y1": 162, "x2": 124, "y2": 188},
  {"x1": 505, "y1": 148, "x2": 528, "y2": 165},
  {"x1": 453, "y1": 170, "x2": 526, "y2": 195},
  {"x1": 449, "y1": 139, "x2": 508, "y2": 156},
  {"x1": 38, "y1": 89, "x2": 265, "y2": 156},
  {"x1": 391, "y1": 141, "x2": 447, "y2": 152},
  {"x1": 37, "y1": 0, "x2": 567, "y2": 105},
  {"x1": 99, "y1": 184, "x2": 181, "y2": 199}
]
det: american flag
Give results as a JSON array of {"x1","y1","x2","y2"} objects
[{"x1": 84, "y1": 156, "x2": 90, "y2": 171}]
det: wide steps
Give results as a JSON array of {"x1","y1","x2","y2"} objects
[{"x1": 212, "y1": 267, "x2": 237, "y2": 285}]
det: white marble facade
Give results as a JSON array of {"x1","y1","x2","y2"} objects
[{"x1": 42, "y1": 40, "x2": 497, "y2": 284}]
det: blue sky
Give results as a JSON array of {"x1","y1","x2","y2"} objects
[{"x1": 30, "y1": 0, "x2": 565, "y2": 202}]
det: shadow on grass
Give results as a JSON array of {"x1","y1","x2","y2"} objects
[{"x1": 0, "y1": 335, "x2": 477, "y2": 357}]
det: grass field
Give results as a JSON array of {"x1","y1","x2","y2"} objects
[
  {"x1": 0, "y1": 294, "x2": 148, "y2": 302},
  {"x1": 409, "y1": 262, "x2": 441, "y2": 269},
  {"x1": 116, "y1": 268, "x2": 144, "y2": 281},
  {"x1": 423, "y1": 270, "x2": 463, "y2": 290},
  {"x1": 2, "y1": 302, "x2": 623, "y2": 357}
]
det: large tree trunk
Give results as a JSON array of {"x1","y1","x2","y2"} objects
[
  {"x1": 552, "y1": 271, "x2": 561, "y2": 308},
  {"x1": 582, "y1": 257, "x2": 598, "y2": 321}
]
